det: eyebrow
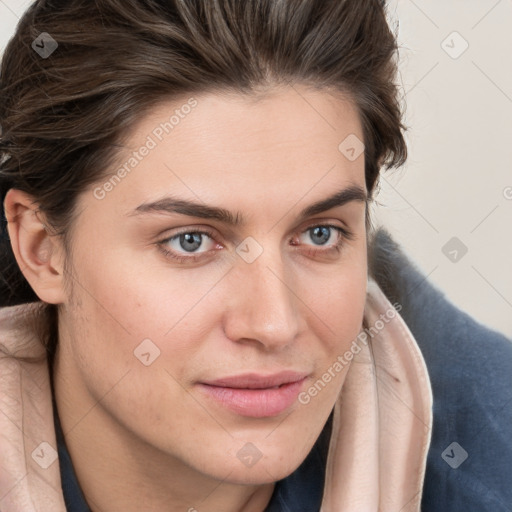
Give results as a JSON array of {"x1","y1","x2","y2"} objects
[{"x1": 127, "y1": 184, "x2": 367, "y2": 225}]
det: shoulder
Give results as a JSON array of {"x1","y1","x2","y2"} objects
[{"x1": 370, "y1": 227, "x2": 512, "y2": 512}]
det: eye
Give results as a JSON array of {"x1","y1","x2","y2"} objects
[
  {"x1": 156, "y1": 223, "x2": 354, "y2": 264},
  {"x1": 301, "y1": 225, "x2": 336, "y2": 246},
  {"x1": 169, "y1": 232, "x2": 213, "y2": 253},
  {"x1": 296, "y1": 224, "x2": 351, "y2": 248},
  {"x1": 157, "y1": 228, "x2": 220, "y2": 263}
]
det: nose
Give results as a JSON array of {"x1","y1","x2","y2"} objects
[{"x1": 222, "y1": 249, "x2": 301, "y2": 351}]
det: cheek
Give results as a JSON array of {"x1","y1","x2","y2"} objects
[
  {"x1": 62, "y1": 250, "x2": 231, "y2": 411},
  {"x1": 303, "y1": 244, "x2": 368, "y2": 351},
  {"x1": 292, "y1": 259, "x2": 368, "y2": 428},
  {"x1": 69, "y1": 246, "x2": 217, "y2": 337},
  {"x1": 66, "y1": 235, "x2": 368, "y2": 396}
]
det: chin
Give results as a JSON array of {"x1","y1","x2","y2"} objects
[
  {"x1": 215, "y1": 456, "x2": 305, "y2": 486},
  {"x1": 190, "y1": 435, "x2": 313, "y2": 485}
]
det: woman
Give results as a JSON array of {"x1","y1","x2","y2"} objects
[{"x1": 0, "y1": 1, "x2": 510, "y2": 511}]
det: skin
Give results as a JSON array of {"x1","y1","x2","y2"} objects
[{"x1": 5, "y1": 84, "x2": 368, "y2": 512}]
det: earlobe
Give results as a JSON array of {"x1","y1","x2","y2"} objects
[{"x1": 4, "y1": 188, "x2": 67, "y2": 305}]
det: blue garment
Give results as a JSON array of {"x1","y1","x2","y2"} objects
[
  {"x1": 53, "y1": 400, "x2": 90, "y2": 512},
  {"x1": 51, "y1": 228, "x2": 512, "y2": 511}
]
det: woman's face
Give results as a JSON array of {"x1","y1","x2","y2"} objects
[{"x1": 56, "y1": 85, "x2": 368, "y2": 485}]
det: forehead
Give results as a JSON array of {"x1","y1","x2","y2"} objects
[
  {"x1": 83, "y1": 85, "x2": 366, "y2": 220},
  {"x1": 129, "y1": 85, "x2": 363, "y2": 155}
]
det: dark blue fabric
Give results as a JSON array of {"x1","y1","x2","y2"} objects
[
  {"x1": 52, "y1": 229, "x2": 512, "y2": 511},
  {"x1": 53, "y1": 399, "x2": 91, "y2": 512}
]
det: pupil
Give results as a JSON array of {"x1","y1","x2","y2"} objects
[
  {"x1": 312, "y1": 226, "x2": 330, "y2": 245},
  {"x1": 180, "y1": 233, "x2": 202, "y2": 252}
]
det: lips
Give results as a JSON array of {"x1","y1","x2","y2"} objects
[
  {"x1": 203, "y1": 371, "x2": 308, "y2": 389},
  {"x1": 197, "y1": 371, "x2": 309, "y2": 418}
]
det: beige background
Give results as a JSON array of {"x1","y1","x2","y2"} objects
[{"x1": 1, "y1": 0, "x2": 511, "y2": 339}]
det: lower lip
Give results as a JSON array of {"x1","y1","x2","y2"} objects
[{"x1": 197, "y1": 378, "x2": 307, "y2": 418}]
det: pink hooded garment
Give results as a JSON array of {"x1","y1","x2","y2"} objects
[{"x1": 0, "y1": 277, "x2": 432, "y2": 511}]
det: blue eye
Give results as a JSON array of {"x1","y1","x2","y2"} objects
[
  {"x1": 156, "y1": 224, "x2": 354, "y2": 264},
  {"x1": 177, "y1": 232, "x2": 203, "y2": 252},
  {"x1": 298, "y1": 225, "x2": 348, "y2": 248},
  {"x1": 308, "y1": 226, "x2": 332, "y2": 245},
  {"x1": 164, "y1": 231, "x2": 216, "y2": 254}
]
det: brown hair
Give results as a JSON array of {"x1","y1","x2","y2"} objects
[{"x1": 0, "y1": 0, "x2": 407, "y2": 359}]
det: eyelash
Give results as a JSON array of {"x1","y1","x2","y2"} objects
[{"x1": 156, "y1": 224, "x2": 354, "y2": 264}]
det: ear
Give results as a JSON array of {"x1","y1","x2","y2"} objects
[{"x1": 4, "y1": 189, "x2": 67, "y2": 304}]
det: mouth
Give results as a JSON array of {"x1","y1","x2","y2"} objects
[{"x1": 197, "y1": 372, "x2": 309, "y2": 418}]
